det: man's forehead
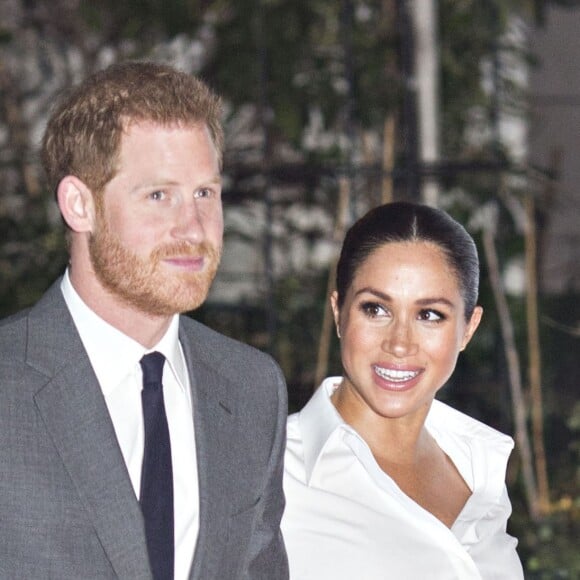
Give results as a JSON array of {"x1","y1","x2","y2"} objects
[{"x1": 120, "y1": 117, "x2": 206, "y2": 133}]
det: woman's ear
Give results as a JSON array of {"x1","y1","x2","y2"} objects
[
  {"x1": 330, "y1": 290, "x2": 341, "y2": 338},
  {"x1": 56, "y1": 175, "x2": 97, "y2": 233},
  {"x1": 460, "y1": 306, "x2": 483, "y2": 351}
]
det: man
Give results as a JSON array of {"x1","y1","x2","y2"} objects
[{"x1": 0, "y1": 61, "x2": 288, "y2": 579}]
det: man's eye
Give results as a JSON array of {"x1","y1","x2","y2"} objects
[
  {"x1": 149, "y1": 190, "x2": 166, "y2": 201},
  {"x1": 195, "y1": 188, "x2": 212, "y2": 198}
]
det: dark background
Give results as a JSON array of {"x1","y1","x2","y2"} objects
[{"x1": 0, "y1": 1, "x2": 578, "y2": 576}]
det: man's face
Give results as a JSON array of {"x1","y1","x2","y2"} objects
[{"x1": 88, "y1": 121, "x2": 223, "y2": 316}]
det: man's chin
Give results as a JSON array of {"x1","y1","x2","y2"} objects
[
  {"x1": 92, "y1": 252, "x2": 219, "y2": 317},
  {"x1": 140, "y1": 290, "x2": 211, "y2": 317},
  {"x1": 172, "y1": 292, "x2": 211, "y2": 315},
  {"x1": 147, "y1": 279, "x2": 215, "y2": 316}
]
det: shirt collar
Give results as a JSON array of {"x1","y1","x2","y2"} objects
[
  {"x1": 426, "y1": 398, "x2": 514, "y2": 498},
  {"x1": 60, "y1": 269, "x2": 186, "y2": 396},
  {"x1": 298, "y1": 375, "x2": 516, "y2": 514},
  {"x1": 299, "y1": 376, "x2": 361, "y2": 483},
  {"x1": 298, "y1": 377, "x2": 515, "y2": 491}
]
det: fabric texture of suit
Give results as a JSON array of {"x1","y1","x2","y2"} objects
[{"x1": 0, "y1": 279, "x2": 289, "y2": 579}]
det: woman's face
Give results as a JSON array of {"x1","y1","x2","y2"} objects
[{"x1": 331, "y1": 241, "x2": 482, "y2": 425}]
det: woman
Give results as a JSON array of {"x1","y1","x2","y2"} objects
[{"x1": 282, "y1": 202, "x2": 524, "y2": 579}]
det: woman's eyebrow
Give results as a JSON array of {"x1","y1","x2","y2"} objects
[
  {"x1": 353, "y1": 287, "x2": 391, "y2": 301},
  {"x1": 354, "y1": 287, "x2": 456, "y2": 309},
  {"x1": 415, "y1": 297, "x2": 456, "y2": 309}
]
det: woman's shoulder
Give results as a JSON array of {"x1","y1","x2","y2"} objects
[
  {"x1": 284, "y1": 377, "x2": 345, "y2": 480},
  {"x1": 429, "y1": 400, "x2": 512, "y2": 469},
  {"x1": 428, "y1": 399, "x2": 514, "y2": 449},
  {"x1": 427, "y1": 400, "x2": 515, "y2": 495},
  {"x1": 286, "y1": 410, "x2": 301, "y2": 441}
]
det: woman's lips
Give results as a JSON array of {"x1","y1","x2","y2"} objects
[{"x1": 372, "y1": 364, "x2": 423, "y2": 391}]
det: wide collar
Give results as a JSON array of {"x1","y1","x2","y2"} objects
[
  {"x1": 298, "y1": 376, "x2": 514, "y2": 503},
  {"x1": 298, "y1": 377, "x2": 359, "y2": 483},
  {"x1": 177, "y1": 317, "x2": 237, "y2": 579},
  {"x1": 25, "y1": 279, "x2": 256, "y2": 580},
  {"x1": 60, "y1": 270, "x2": 187, "y2": 397}
]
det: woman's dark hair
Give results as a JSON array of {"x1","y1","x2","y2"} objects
[{"x1": 335, "y1": 201, "x2": 480, "y2": 320}]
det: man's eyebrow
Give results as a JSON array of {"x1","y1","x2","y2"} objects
[
  {"x1": 204, "y1": 175, "x2": 222, "y2": 185},
  {"x1": 354, "y1": 287, "x2": 456, "y2": 309},
  {"x1": 132, "y1": 174, "x2": 222, "y2": 189}
]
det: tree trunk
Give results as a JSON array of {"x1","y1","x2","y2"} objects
[
  {"x1": 411, "y1": 0, "x2": 440, "y2": 206},
  {"x1": 314, "y1": 176, "x2": 350, "y2": 389},
  {"x1": 382, "y1": 115, "x2": 396, "y2": 204},
  {"x1": 524, "y1": 194, "x2": 551, "y2": 515},
  {"x1": 482, "y1": 222, "x2": 540, "y2": 521}
]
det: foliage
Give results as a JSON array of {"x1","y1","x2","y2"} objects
[
  {"x1": 204, "y1": 0, "x2": 398, "y2": 152},
  {"x1": 512, "y1": 497, "x2": 580, "y2": 578},
  {"x1": 0, "y1": 0, "x2": 578, "y2": 576}
]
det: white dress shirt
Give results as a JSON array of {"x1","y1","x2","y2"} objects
[
  {"x1": 61, "y1": 271, "x2": 199, "y2": 580},
  {"x1": 282, "y1": 377, "x2": 524, "y2": 580}
]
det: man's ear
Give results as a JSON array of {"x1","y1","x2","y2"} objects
[{"x1": 56, "y1": 176, "x2": 97, "y2": 233}]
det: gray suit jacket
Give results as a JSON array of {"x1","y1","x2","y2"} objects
[{"x1": 0, "y1": 279, "x2": 289, "y2": 579}]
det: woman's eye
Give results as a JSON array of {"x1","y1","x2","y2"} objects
[
  {"x1": 361, "y1": 302, "x2": 387, "y2": 318},
  {"x1": 418, "y1": 309, "x2": 444, "y2": 322}
]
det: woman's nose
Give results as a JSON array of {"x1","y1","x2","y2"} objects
[{"x1": 381, "y1": 319, "x2": 418, "y2": 357}]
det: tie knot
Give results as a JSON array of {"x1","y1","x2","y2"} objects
[{"x1": 140, "y1": 351, "x2": 166, "y2": 387}]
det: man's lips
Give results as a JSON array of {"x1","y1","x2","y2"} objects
[{"x1": 162, "y1": 256, "x2": 205, "y2": 271}]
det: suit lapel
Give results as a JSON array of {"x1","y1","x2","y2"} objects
[
  {"x1": 28, "y1": 281, "x2": 152, "y2": 578},
  {"x1": 180, "y1": 324, "x2": 235, "y2": 579}
]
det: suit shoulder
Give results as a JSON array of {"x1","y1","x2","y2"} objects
[
  {"x1": 180, "y1": 316, "x2": 288, "y2": 409},
  {"x1": 0, "y1": 306, "x2": 31, "y2": 328},
  {"x1": 0, "y1": 307, "x2": 30, "y2": 355},
  {"x1": 180, "y1": 315, "x2": 280, "y2": 370}
]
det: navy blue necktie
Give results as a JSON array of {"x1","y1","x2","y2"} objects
[{"x1": 139, "y1": 352, "x2": 174, "y2": 580}]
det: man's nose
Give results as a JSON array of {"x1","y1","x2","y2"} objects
[{"x1": 171, "y1": 199, "x2": 205, "y2": 243}]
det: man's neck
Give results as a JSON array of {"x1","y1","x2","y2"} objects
[{"x1": 68, "y1": 266, "x2": 175, "y2": 349}]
